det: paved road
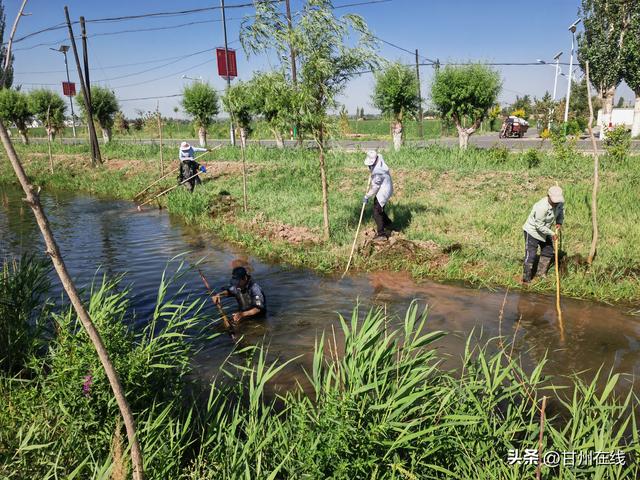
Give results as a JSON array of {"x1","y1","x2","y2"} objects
[{"x1": 28, "y1": 131, "x2": 640, "y2": 152}]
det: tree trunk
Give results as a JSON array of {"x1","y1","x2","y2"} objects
[
  {"x1": 46, "y1": 126, "x2": 55, "y2": 143},
  {"x1": 318, "y1": 127, "x2": 330, "y2": 240},
  {"x1": 18, "y1": 129, "x2": 28, "y2": 144},
  {"x1": 0, "y1": 119, "x2": 145, "y2": 480},
  {"x1": 632, "y1": 94, "x2": 640, "y2": 139},
  {"x1": 239, "y1": 127, "x2": 247, "y2": 149},
  {"x1": 599, "y1": 86, "x2": 616, "y2": 140},
  {"x1": 392, "y1": 120, "x2": 403, "y2": 151},
  {"x1": 101, "y1": 126, "x2": 112, "y2": 144},
  {"x1": 586, "y1": 62, "x2": 599, "y2": 265},
  {"x1": 273, "y1": 129, "x2": 284, "y2": 149},
  {"x1": 457, "y1": 128, "x2": 470, "y2": 149},
  {"x1": 198, "y1": 126, "x2": 207, "y2": 147}
]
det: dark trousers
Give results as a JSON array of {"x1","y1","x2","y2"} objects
[
  {"x1": 373, "y1": 198, "x2": 392, "y2": 235},
  {"x1": 523, "y1": 231, "x2": 554, "y2": 281}
]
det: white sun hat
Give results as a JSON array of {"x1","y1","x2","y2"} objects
[
  {"x1": 180, "y1": 141, "x2": 191, "y2": 151},
  {"x1": 548, "y1": 185, "x2": 564, "y2": 203},
  {"x1": 364, "y1": 150, "x2": 378, "y2": 166}
]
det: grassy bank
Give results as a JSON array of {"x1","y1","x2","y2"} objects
[
  {"x1": 1, "y1": 141, "x2": 639, "y2": 304},
  {"x1": 1, "y1": 256, "x2": 638, "y2": 479}
]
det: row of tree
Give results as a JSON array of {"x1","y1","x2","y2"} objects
[{"x1": 0, "y1": 85, "x2": 119, "y2": 144}]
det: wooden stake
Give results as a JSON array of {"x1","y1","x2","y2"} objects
[
  {"x1": 197, "y1": 268, "x2": 233, "y2": 334},
  {"x1": 585, "y1": 61, "x2": 599, "y2": 265},
  {"x1": 342, "y1": 202, "x2": 366, "y2": 278},
  {"x1": 156, "y1": 102, "x2": 164, "y2": 176},
  {"x1": 240, "y1": 137, "x2": 248, "y2": 212},
  {"x1": 554, "y1": 226, "x2": 565, "y2": 342},
  {"x1": 0, "y1": 119, "x2": 145, "y2": 480},
  {"x1": 46, "y1": 106, "x2": 53, "y2": 174}
]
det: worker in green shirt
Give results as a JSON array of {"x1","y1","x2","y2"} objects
[{"x1": 522, "y1": 186, "x2": 564, "y2": 284}]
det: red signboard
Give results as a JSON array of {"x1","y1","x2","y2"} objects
[
  {"x1": 216, "y1": 48, "x2": 237, "y2": 78},
  {"x1": 62, "y1": 81, "x2": 76, "y2": 97}
]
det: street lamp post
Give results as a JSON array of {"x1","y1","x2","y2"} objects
[
  {"x1": 564, "y1": 19, "x2": 581, "y2": 132},
  {"x1": 50, "y1": 45, "x2": 76, "y2": 138}
]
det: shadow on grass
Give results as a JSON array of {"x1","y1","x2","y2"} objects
[{"x1": 350, "y1": 202, "x2": 430, "y2": 233}]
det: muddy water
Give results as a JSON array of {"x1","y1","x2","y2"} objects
[{"x1": 1, "y1": 184, "x2": 639, "y2": 396}]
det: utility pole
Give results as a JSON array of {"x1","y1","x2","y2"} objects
[
  {"x1": 550, "y1": 51, "x2": 562, "y2": 131},
  {"x1": 80, "y1": 16, "x2": 101, "y2": 162},
  {"x1": 564, "y1": 19, "x2": 581, "y2": 134},
  {"x1": 64, "y1": 7, "x2": 101, "y2": 166},
  {"x1": 50, "y1": 45, "x2": 77, "y2": 138},
  {"x1": 220, "y1": 0, "x2": 236, "y2": 146},
  {"x1": 415, "y1": 49, "x2": 424, "y2": 139}
]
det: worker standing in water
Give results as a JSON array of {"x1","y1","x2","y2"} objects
[
  {"x1": 178, "y1": 141, "x2": 209, "y2": 192},
  {"x1": 363, "y1": 150, "x2": 394, "y2": 241},
  {"x1": 522, "y1": 185, "x2": 564, "y2": 284},
  {"x1": 212, "y1": 267, "x2": 267, "y2": 325}
]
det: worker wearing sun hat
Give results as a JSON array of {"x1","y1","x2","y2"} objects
[
  {"x1": 522, "y1": 185, "x2": 565, "y2": 284},
  {"x1": 178, "y1": 141, "x2": 209, "y2": 192},
  {"x1": 363, "y1": 150, "x2": 394, "y2": 241}
]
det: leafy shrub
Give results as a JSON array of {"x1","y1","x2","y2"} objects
[
  {"x1": 604, "y1": 125, "x2": 631, "y2": 163},
  {"x1": 488, "y1": 144, "x2": 509, "y2": 164},
  {"x1": 551, "y1": 131, "x2": 577, "y2": 163},
  {"x1": 524, "y1": 148, "x2": 541, "y2": 168}
]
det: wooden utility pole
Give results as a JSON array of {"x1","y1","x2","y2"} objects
[
  {"x1": 80, "y1": 16, "x2": 101, "y2": 163},
  {"x1": 220, "y1": 0, "x2": 236, "y2": 146},
  {"x1": 415, "y1": 49, "x2": 424, "y2": 139},
  {"x1": 0, "y1": 118, "x2": 145, "y2": 480},
  {"x1": 64, "y1": 7, "x2": 101, "y2": 166},
  {"x1": 1, "y1": 0, "x2": 28, "y2": 88}
]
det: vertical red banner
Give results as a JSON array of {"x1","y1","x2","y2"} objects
[{"x1": 216, "y1": 48, "x2": 237, "y2": 78}]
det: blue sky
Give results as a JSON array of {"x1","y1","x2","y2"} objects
[{"x1": 6, "y1": 0, "x2": 635, "y2": 117}]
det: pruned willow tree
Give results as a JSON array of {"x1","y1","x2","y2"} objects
[
  {"x1": 250, "y1": 71, "x2": 298, "y2": 148},
  {"x1": 241, "y1": 0, "x2": 379, "y2": 240},
  {"x1": 577, "y1": 0, "x2": 630, "y2": 139},
  {"x1": 181, "y1": 82, "x2": 219, "y2": 147},
  {"x1": 372, "y1": 62, "x2": 420, "y2": 151},
  {"x1": 431, "y1": 64, "x2": 501, "y2": 149}
]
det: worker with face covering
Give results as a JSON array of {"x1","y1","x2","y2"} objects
[
  {"x1": 178, "y1": 141, "x2": 209, "y2": 192},
  {"x1": 363, "y1": 150, "x2": 394, "y2": 241}
]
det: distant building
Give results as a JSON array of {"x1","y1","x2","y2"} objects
[{"x1": 596, "y1": 108, "x2": 633, "y2": 138}]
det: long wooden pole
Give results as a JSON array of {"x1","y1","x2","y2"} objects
[
  {"x1": 0, "y1": 119, "x2": 145, "y2": 480},
  {"x1": 342, "y1": 202, "x2": 366, "y2": 278},
  {"x1": 554, "y1": 225, "x2": 564, "y2": 342},
  {"x1": 197, "y1": 268, "x2": 233, "y2": 332},
  {"x1": 80, "y1": 16, "x2": 102, "y2": 163},
  {"x1": 133, "y1": 147, "x2": 219, "y2": 200},
  {"x1": 241, "y1": 140, "x2": 248, "y2": 212},
  {"x1": 585, "y1": 61, "x2": 599, "y2": 265},
  {"x1": 137, "y1": 171, "x2": 205, "y2": 210},
  {"x1": 1, "y1": 0, "x2": 28, "y2": 88},
  {"x1": 46, "y1": 106, "x2": 53, "y2": 174}
]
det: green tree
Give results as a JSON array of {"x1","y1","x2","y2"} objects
[
  {"x1": 113, "y1": 111, "x2": 129, "y2": 135},
  {"x1": 181, "y1": 82, "x2": 219, "y2": 147},
  {"x1": 250, "y1": 71, "x2": 298, "y2": 148},
  {"x1": 222, "y1": 80, "x2": 256, "y2": 148},
  {"x1": 578, "y1": 0, "x2": 630, "y2": 138},
  {"x1": 0, "y1": 88, "x2": 31, "y2": 143},
  {"x1": 242, "y1": 0, "x2": 378, "y2": 239},
  {"x1": 0, "y1": 1, "x2": 13, "y2": 88},
  {"x1": 431, "y1": 64, "x2": 501, "y2": 149},
  {"x1": 509, "y1": 95, "x2": 533, "y2": 119},
  {"x1": 533, "y1": 92, "x2": 554, "y2": 133},
  {"x1": 79, "y1": 86, "x2": 119, "y2": 143},
  {"x1": 372, "y1": 62, "x2": 420, "y2": 150},
  {"x1": 622, "y1": 2, "x2": 640, "y2": 137},
  {"x1": 28, "y1": 89, "x2": 66, "y2": 141}
]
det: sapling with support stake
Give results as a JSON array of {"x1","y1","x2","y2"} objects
[{"x1": 585, "y1": 61, "x2": 599, "y2": 266}]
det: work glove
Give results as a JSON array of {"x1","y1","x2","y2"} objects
[
  {"x1": 363, "y1": 195, "x2": 370, "y2": 205},
  {"x1": 200, "y1": 165, "x2": 207, "y2": 173}
]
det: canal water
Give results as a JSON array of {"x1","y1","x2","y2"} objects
[{"x1": 1, "y1": 184, "x2": 639, "y2": 396}]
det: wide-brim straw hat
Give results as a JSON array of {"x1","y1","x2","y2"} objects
[
  {"x1": 548, "y1": 185, "x2": 564, "y2": 203},
  {"x1": 364, "y1": 150, "x2": 378, "y2": 166}
]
